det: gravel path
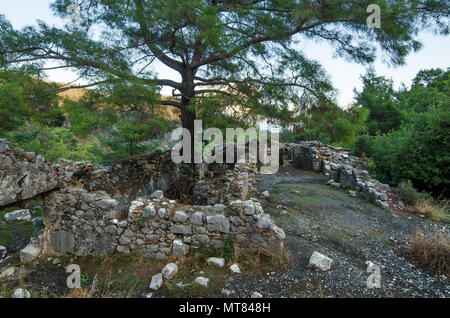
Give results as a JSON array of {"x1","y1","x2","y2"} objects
[{"x1": 224, "y1": 166, "x2": 449, "y2": 298}]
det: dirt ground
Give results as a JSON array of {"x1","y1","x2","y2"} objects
[{"x1": 222, "y1": 166, "x2": 449, "y2": 298}]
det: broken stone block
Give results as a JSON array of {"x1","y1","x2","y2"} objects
[
  {"x1": 162, "y1": 263, "x2": 178, "y2": 280},
  {"x1": 11, "y1": 288, "x2": 31, "y2": 298},
  {"x1": 20, "y1": 244, "x2": 41, "y2": 263},
  {"x1": 309, "y1": 251, "x2": 333, "y2": 271},
  {"x1": 149, "y1": 273, "x2": 163, "y2": 290},
  {"x1": 172, "y1": 239, "x2": 188, "y2": 256}
]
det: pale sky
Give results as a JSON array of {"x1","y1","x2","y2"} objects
[{"x1": 1, "y1": 0, "x2": 449, "y2": 107}]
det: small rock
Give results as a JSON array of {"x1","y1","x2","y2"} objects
[
  {"x1": 52, "y1": 258, "x2": 61, "y2": 265},
  {"x1": 149, "y1": 273, "x2": 163, "y2": 290},
  {"x1": 11, "y1": 288, "x2": 31, "y2": 298},
  {"x1": 162, "y1": 263, "x2": 178, "y2": 280},
  {"x1": 221, "y1": 289, "x2": 232, "y2": 296},
  {"x1": 261, "y1": 191, "x2": 270, "y2": 199},
  {"x1": 207, "y1": 257, "x2": 225, "y2": 268},
  {"x1": 229, "y1": 264, "x2": 241, "y2": 274},
  {"x1": 151, "y1": 190, "x2": 164, "y2": 199},
  {"x1": 195, "y1": 276, "x2": 209, "y2": 287},
  {"x1": 309, "y1": 252, "x2": 333, "y2": 271},
  {"x1": 251, "y1": 292, "x2": 263, "y2": 298}
]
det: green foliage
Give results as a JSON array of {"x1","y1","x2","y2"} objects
[
  {"x1": 223, "y1": 235, "x2": 235, "y2": 263},
  {"x1": 350, "y1": 68, "x2": 449, "y2": 196},
  {"x1": 5, "y1": 123, "x2": 104, "y2": 164},
  {"x1": 354, "y1": 68, "x2": 405, "y2": 135},
  {"x1": 360, "y1": 104, "x2": 449, "y2": 195},
  {"x1": 2, "y1": 0, "x2": 447, "y2": 144},
  {"x1": 396, "y1": 180, "x2": 430, "y2": 205},
  {"x1": 281, "y1": 103, "x2": 368, "y2": 148},
  {"x1": 32, "y1": 217, "x2": 45, "y2": 236},
  {"x1": 0, "y1": 70, "x2": 63, "y2": 133},
  {"x1": 351, "y1": 134, "x2": 375, "y2": 157}
]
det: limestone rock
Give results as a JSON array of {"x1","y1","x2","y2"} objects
[
  {"x1": 11, "y1": 288, "x2": 31, "y2": 298},
  {"x1": 149, "y1": 273, "x2": 163, "y2": 290},
  {"x1": 172, "y1": 239, "x2": 188, "y2": 256},
  {"x1": 229, "y1": 264, "x2": 241, "y2": 274},
  {"x1": 251, "y1": 292, "x2": 263, "y2": 298},
  {"x1": 20, "y1": 244, "x2": 41, "y2": 263},
  {"x1": 4, "y1": 209, "x2": 31, "y2": 223},
  {"x1": 195, "y1": 276, "x2": 209, "y2": 287},
  {"x1": 309, "y1": 251, "x2": 333, "y2": 271},
  {"x1": 206, "y1": 215, "x2": 230, "y2": 233},
  {"x1": 162, "y1": 263, "x2": 178, "y2": 280},
  {"x1": 151, "y1": 190, "x2": 164, "y2": 199},
  {"x1": 0, "y1": 267, "x2": 15, "y2": 280},
  {"x1": 207, "y1": 257, "x2": 225, "y2": 268}
]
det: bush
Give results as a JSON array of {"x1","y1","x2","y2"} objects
[
  {"x1": 396, "y1": 180, "x2": 428, "y2": 205},
  {"x1": 365, "y1": 104, "x2": 449, "y2": 196},
  {"x1": 396, "y1": 181, "x2": 449, "y2": 222}
]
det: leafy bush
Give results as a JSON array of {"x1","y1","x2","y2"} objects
[
  {"x1": 370, "y1": 105, "x2": 449, "y2": 195},
  {"x1": 396, "y1": 180, "x2": 426, "y2": 205},
  {"x1": 6, "y1": 123, "x2": 104, "y2": 164}
]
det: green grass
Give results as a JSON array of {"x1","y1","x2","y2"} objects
[{"x1": 0, "y1": 222, "x2": 34, "y2": 247}]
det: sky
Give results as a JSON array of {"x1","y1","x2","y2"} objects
[{"x1": 1, "y1": 0, "x2": 449, "y2": 107}]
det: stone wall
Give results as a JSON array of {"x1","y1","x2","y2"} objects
[
  {"x1": 286, "y1": 141, "x2": 407, "y2": 213},
  {"x1": 0, "y1": 138, "x2": 286, "y2": 258},
  {"x1": 43, "y1": 187, "x2": 285, "y2": 258},
  {"x1": 0, "y1": 139, "x2": 83, "y2": 207}
]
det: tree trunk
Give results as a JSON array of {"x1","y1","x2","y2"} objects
[{"x1": 175, "y1": 69, "x2": 198, "y2": 198}]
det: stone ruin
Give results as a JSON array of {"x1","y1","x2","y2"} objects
[
  {"x1": 0, "y1": 139, "x2": 284, "y2": 260},
  {"x1": 285, "y1": 141, "x2": 407, "y2": 213},
  {"x1": 1, "y1": 138, "x2": 409, "y2": 261}
]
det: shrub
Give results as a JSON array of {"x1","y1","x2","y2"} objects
[{"x1": 396, "y1": 180, "x2": 428, "y2": 205}]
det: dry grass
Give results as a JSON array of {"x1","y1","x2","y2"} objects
[
  {"x1": 414, "y1": 199, "x2": 450, "y2": 223},
  {"x1": 396, "y1": 181, "x2": 449, "y2": 223},
  {"x1": 232, "y1": 245, "x2": 289, "y2": 274},
  {"x1": 409, "y1": 229, "x2": 450, "y2": 276},
  {"x1": 61, "y1": 288, "x2": 91, "y2": 298}
]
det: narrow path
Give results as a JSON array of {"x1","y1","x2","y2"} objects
[{"x1": 224, "y1": 166, "x2": 449, "y2": 298}]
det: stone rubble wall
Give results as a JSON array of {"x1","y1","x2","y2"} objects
[
  {"x1": 0, "y1": 138, "x2": 286, "y2": 258},
  {"x1": 193, "y1": 162, "x2": 255, "y2": 205},
  {"x1": 285, "y1": 141, "x2": 406, "y2": 213},
  {"x1": 43, "y1": 188, "x2": 285, "y2": 258},
  {"x1": 0, "y1": 139, "x2": 86, "y2": 207}
]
